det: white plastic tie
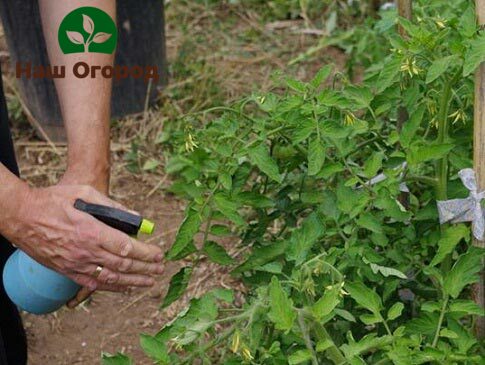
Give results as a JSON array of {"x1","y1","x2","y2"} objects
[{"x1": 437, "y1": 168, "x2": 485, "y2": 240}]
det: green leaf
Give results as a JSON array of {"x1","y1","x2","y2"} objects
[
  {"x1": 166, "y1": 207, "x2": 201, "y2": 260},
  {"x1": 162, "y1": 266, "x2": 193, "y2": 308},
  {"x1": 376, "y1": 57, "x2": 401, "y2": 93},
  {"x1": 316, "y1": 339, "x2": 333, "y2": 353},
  {"x1": 210, "y1": 224, "x2": 232, "y2": 236},
  {"x1": 287, "y1": 212, "x2": 325, "y2": 264},
  {"x1": 214, "y1": 194, "x2": 245, "y2": 226},
  {"x1": 459, "y1": 5, "x2": 478, "y2": 37},
  {"x1": 101, "y1": 353, "x2": 132, "y2": 365},
  {"x1": 448, "y1": 319, "x2": 477, "y2": 353},
  {"x1": 268, "y1": 276, "x2": 296, "y2": 331},
  {"x1": 388, "y1": 302, "x2": 405, "y2": 320},
  {"x1": 464, "y1": 34, "x2": 485, "y2": 77},
  {"x1": 140, "y1": 334, "x2": 169, "y2": 363},
  {"x1": 430, "y1": 224, "x2": 469, "y2": 267},
  {"x1": 335, "y1": 308, "x2": 356, "y2": 322},
  {"x1": 310, "y1": 64, "x2": 333, "y2": 88},
  {"x1": 256, "y1": 262, "x2": 283, "y2": 274},
  {"x1": 288, "y1": 349, "x2": 312, "y2": 365},
  {"x1": 248, "y1": 144, "x2": 282, "y2": 183},
  {"x1": 308, "y1": 137, "x2": 326, "y2": 176},
  {"x1": 318, "y1": 89, "x2": 353, "y2": 109},
  {"x1": 357, "y1": 213, "x2": 383, "y2": 234},
  {"x1": 203, "y1": 241, "x2": 235, "y2": 265},
  {"x1": 345, "y1": 85, "x2": 374, "y2": 109},
  {"x1": 360, "y1": 313, "x2": 382, "y2": 325},
  {"x1": 286, "y1": 78, "x2": 307, "y2": 93},
  {"x1": 408, "y1": 143, "x2": 455, "y2": 165},
  {"x1": 364, "y1": 258, "x2": 407, "y2": 279},
  {"x1": 449, "y1": 299, "x2": 485, "y2": 316},
  {"x1": 426, "y1": 56, "x2": 456, "y2": 84},
  {"x1": 218, "y1": 172, "x2": 233, "y2": 191},
  {"x1": 232, "y1": 241, "x2": 287, "y2": 274},
  {"x1": 346, "y1": 282, "x2": 383, "y2": 315},
  {"x1": 337, "y1": 184, "x2": 369, "y2": 218},
  {"x1": 363, "y1": 152, "x2": 384, "y2": 178},
  {"x1": 142, "y1": 158, "x2": 160, "y2": 171},
  {"x1": 405, "y1": 312, "x2": 439, "y2": 336},
  {"x1": 312, "y1": 286, "x2": 340, "y2": 320},
  {"x1": 422, "y1": 301, "x2": 441, "y2": 313},
  {"x1": 444, "y1": 247, "x2": 484, "y2": 298},
  {"x1": 168, "y1": 241, "x2": 197, "y2": 261},
  {"x1": 400, "y1": 104, "x2": 425, "y2": 148},
  {"x1": 236, "y1": 191, "x2": 274, "y2": 208},
  {"x1": 440, "y1": 328, "x2": 458, "y2": 339},
  {"x1": 398, "y1": 17, "x2": 419, "y2": 37},
  {"x1": 340, "y1": 334, "x2": 393, "y2": 360},
  {"x1": 210, "y1": 288, "x2": 234, "y2": 303}
]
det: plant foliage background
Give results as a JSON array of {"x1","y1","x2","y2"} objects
[{"x1": 104, "y1": 0, "x2": 485, "y2": 364}]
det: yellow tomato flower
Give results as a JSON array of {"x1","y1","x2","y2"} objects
[
  {"x1": 449, "y1": 109, "x2": 466, "y2": 125},
  {"x1": 401, "y1": 57, "x2": 422, "y2": 78},
  {"x1": 242, "y1": 346, "x2": 254, "y2": 361},
  {"x1": 185, "y1": 132, "x2": 198, "y2": 152},
  {"x1": 231, "y1": 331, "x2": 240, "y2": 353},
  {"x1": 344, "y1": 111, "x2": 356, "y2": 126}
]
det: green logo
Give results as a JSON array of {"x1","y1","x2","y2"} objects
[{"x1": 58, "y1": 7, "x2": 118, "y2": 54}]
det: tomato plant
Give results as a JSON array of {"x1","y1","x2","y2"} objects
[{"x1": 104, "y1": 1, "x2": 485, "y2": 364}]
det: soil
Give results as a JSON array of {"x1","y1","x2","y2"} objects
[{"x1": 0, "y1": 2, "x2": 348, "y2": 364}]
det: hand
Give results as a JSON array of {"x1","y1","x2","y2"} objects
[
  {"x1": 59, "y1": 166, "x2": 115, "y2": 307},
  {"x1": 0, "y1": 184, "x2": 164, "y2": 306}
]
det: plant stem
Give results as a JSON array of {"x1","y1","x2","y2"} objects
[
  {"x1": 431, "y1": 296, "x2": 449, "y2": 348},
  {"x1": 434, "y1": 71, "x2": 461, "y2": 273},
  {"x1": 405, "y1": 175, "x2": 438, "y2": 187},
  {"x1": 180, "y1": 325, "x2": 236, "y2": 364},
  {"x1": 302, "y1": 310, "x2": 347, "y2": 365},
  {"x1": 297, "y1": 311, "x2": 319, "y2": 365}
]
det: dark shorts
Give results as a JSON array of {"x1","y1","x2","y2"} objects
[{"x1": 0, "y1": 65, "x2": 28, "y2": 365}]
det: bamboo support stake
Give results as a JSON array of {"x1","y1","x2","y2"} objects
[{"x1": 474, "y1": 0, "x2": 485, "y2": 340}]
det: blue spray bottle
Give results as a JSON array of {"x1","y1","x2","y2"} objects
[{"x1": 2, "y1": 199, "x2": 155, "y2": 315}]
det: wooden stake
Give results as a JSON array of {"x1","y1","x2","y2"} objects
[
  {"x1": 397, "y1": 0, "x2": 413, "y2": 38},
  {"x1": 474, "y1": 0, "x2": 485, "y2": 340},
  {"x1": 397, "y1": 0, "x2": 412, "y2": 134},
  {"x1": 397, "y1": 0, "x2": 412, "y2": 208}
]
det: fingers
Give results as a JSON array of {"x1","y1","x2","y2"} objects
[
  {"x1": 99, "y1": 232, "x2": 163, "y2": 263},
  {"x1": 67, "y1": 287, "x2": 94, "y2": 309},
  {"x1": 95, "y1": 266, "x2": 155, "y2": 288},
  {"x1": 95, "y1": 251, "x2": 164, "y2": 275},
  {"x1": 66, "y1": 265, "x2": 155, "y2": 309},
  {"x1": 73, "y1": 266, "x2": 155, "y2": 288},
  {"x1": 72, "y1": 186, "x2": 162, "y2": 263}
]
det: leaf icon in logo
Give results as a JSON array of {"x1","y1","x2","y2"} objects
[
  {"x1": 92, "y1": 32, "x2": 112, "y2": 44},
  {"x1": 83, "y1": 14, "x2": 94, "y2": 35},
  {"x1": 66, "y1": 31, "x2": 85, "y2": 45}
]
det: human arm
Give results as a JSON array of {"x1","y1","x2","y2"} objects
[{"x1": 39, "y1": 0, "x2": 115, "y2": 193}]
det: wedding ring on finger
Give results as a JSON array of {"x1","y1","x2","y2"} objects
[{"x1": 93, "y1": 265, "x2": 104, "y2": 278}]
